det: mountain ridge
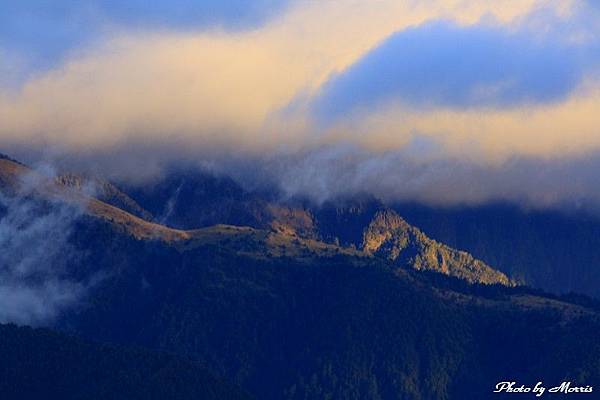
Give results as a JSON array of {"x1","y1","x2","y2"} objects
[
  {"x1": 3, "y1": 153, "x2": 600, "y2": 399},
  {"x1": 0, "y1": 155, "x2": 511, "y2": 286}
]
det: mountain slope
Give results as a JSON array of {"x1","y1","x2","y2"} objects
[
  {"x1": 58, "y1": 225, "x2": 600, "y2": 400},
  {"x1": 56, "y1": 173, "x2": 153, "y2": 220},
  {"x1": 362, "y1": 210, "x2": 511, "y2": 285},
  {"x1": 0, "y1": 323, "x2": 250, "y2": 400},
  {"x1": 395, "y1": 202, "x2": 600, "y2": 297},
  {"x1": 2, "y1": 155, "x2": 600, "y2": 399},
  {"x1": 121, "y1": 168, "x2": 272, "y2": 229},
  {"x1": 0, "y1": 157, "x2": 192, "y2": 242},
  {"x1": 115, "y1": 168, "x2": 511, "y2": 285},
  {"x1": 0, "y1": 157, "x2": 509, "y2": 285}
]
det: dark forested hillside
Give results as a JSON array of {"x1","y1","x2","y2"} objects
[
  {"x1": 120, "y1": 168, "x2": 272, "y2": 229},
  {"x1": 2, "y1": 156, "x2": 600, "y2": 399},
  {"x1": 0, "y1": 323, "x2": 249, "y2": 400},
  {"x1": 57, "y1": 217, "x2": 600, "y2": 400}
]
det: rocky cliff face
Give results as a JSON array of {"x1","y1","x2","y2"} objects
[{"x1": 362, "y1": 210, "x2": 511, "y2": 285}]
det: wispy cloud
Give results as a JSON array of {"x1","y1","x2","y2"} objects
[{"x1": 0, "y1": 166, "x2": 95, "y2": 325}]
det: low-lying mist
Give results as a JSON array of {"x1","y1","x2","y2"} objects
[
  {"x1": 0, "y1": 166, "x2": 100, "y2": 326},
  {"x1": 6, "y1": 142, "x2": 600, "y2": 213}
]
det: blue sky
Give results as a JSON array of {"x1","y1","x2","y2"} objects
[{"x1": 0, "y1": 0, "x2": 289, "y2": 81}]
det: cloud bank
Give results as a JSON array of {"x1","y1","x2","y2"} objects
[
  {"x1": 1, "y1": 0, "x2": 600, "y2": 208},
  {"x1": 0, "y1": 0, "x2": 546, "y2": 146},
  {"x1": 311, "y1": 20, "x2": 596, "y2": 117}
]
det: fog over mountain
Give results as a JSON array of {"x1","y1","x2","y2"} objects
[
  {"x1": 8, "y1": 143, "x2": 600, "y2": 213},
  {"x1": 0, "y1": 163, "x2": 90, "y2": 325}
]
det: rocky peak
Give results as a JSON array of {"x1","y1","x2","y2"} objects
[{"x1": 361, "y1": 209, "x2": 511, "y2": 286}]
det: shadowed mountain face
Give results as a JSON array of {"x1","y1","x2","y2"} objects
[
  {"x1": 56, "y1": 233, "x2": 600, "y2": 400},
  {"x1": 0, "y1": 323, "x2": 250, "y2": 400},
  {"x1": 2, "y1": 154, "x2": 600, "y2": 399},
  {"x1": 115, "y1": 169, "x2": 510, "y2": 285},
  {"x1": 56, "y1": 173, "x2": 153, "y2": 221},
  {"x1": 395, "y1": 202, "x2": 600, "y2": 297},
  {"x1": 120, "y1": 169, "x2": 272, "y2": 229}
]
